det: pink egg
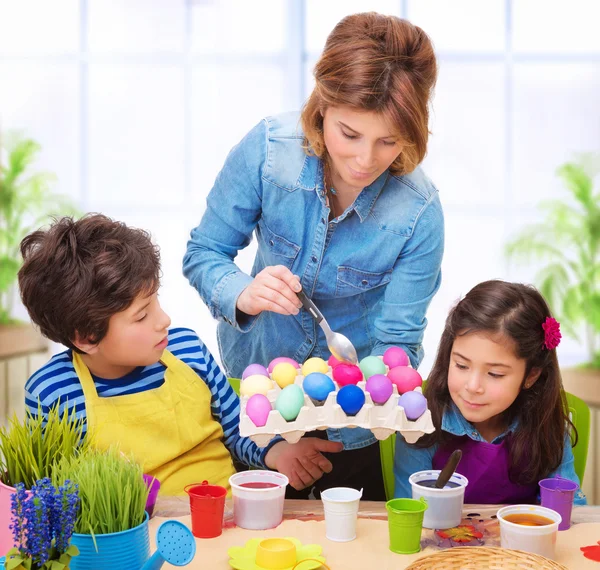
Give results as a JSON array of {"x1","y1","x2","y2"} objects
[
  {"x1": 383, "y1": 346, "x2": 410, "y2": 368},
  {"x1": 365, "y1": 374, "x2": 394, "y2": 404},
  {"x1": 268, "y1": 357, "x2": 300, "y2": 374},
  {"x1": 242, "y1": 363, "x2": 269, "y2": 379},
  {"x1": 388, "y1": 366, "x2": 423, "y2": 394},
  {"x1": 332, "y1": 363, "x2": 363, "y2": 387},
  {"x1": 246, "y1": 394, "x2": 272, "y2": 427},
  {"x1": 328, "y1": 354, "x2": 342, "y2": 369},
  {"x1": 398, "y1": 391, "x2": 427, "y2": 420}
]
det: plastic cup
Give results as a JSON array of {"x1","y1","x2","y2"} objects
[
  {"x1": 142, "y1": 474, "x2": 161, "y2": 518},
  {"x1": 386, "y1": 497, "x2": 427, "y2": 555},
  {"x1": 184, "y1": 480, "x2": 227, "y2": 538},
  {"x1": 497, "y1": 504, "x2": 561, "y2": 560},
  {"x1": 320, "y1": 487, "x2": 362, "y2": 542},
  {"x1": 229, "y1": 470, "x2": 289, "y2": 530},
  {"x1": 539, "y1": 476, "x2": 578, "y2": 531},
  {"x1": 409, "y1": 470, "x2": 468, "y2": 529}
]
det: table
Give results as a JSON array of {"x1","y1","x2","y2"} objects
[{"x1": 150, "y1": 498, "x2": 600, "y2": 569}]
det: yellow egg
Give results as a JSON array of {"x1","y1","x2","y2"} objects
[
  {"x1": 301, "y1": 357, "x2": 329, "y2": 377},
  {"x1": 240, "y1": 374, "x2": 274, "y2": 397},
  {"x1": 272, "y1": 362, "x2": 298, "y2": 389}
]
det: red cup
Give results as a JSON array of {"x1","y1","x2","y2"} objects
[
  {"x1": 185, "y1": 480, "x2": 227, "y2": 538},
  {"x1": 143, "y1": 474, "x2": 161, "y2": 518}
]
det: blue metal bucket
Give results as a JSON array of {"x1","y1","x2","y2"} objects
[{"x1": 70, "y1": 512, "x2": 150, "y2": 570}]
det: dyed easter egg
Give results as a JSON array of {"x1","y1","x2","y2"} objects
[
  {"x1": 268, "y1": 357, "x2": 300, "y2": 374},
  {"x1": 383, "y1": 346, "x2": 410, "y2": 369},
  {"x1": 336, "y1": 385, "x2": 366, "y2": 416},
  {"x1": 275, "y1": 384, "x2": 305, "y2": 421},
  {"x1": 359, "y1": 355, "x2": 387, "y2": 379},
  {"x1": 272, "y1": 362, "x2": 298, "y2": 388},
  {"x1": 242, "y1": 363, "x2": 269, "y2": 380},
  {"x1": 303, "y1": 372, "x2": 335, "y2": 403},
  {"x1": 365, "y1": 374, "x2": 394, "y2": 404},
  {"x1": 388, "y1": 366, "x2": 423, "y2": 394},
  {"x1": 240, "y1": 374, "x2": 274, "y2": 397},
  {"x1": 332, "y1": 363, "x2": 363, "y2": 387},
  {"x1": 246, "y1": 394, "x2": 272, "y2": 427},
  {"x1": 301, "y1": 357, "x2": 329, "y2": 376},
  {"x1": 398, "y1": 391, "x2": 427, "y2": 420},
  {"x1": 328, "y1": 355, "x2": 342, "y2": 369}
]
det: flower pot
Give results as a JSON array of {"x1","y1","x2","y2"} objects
[
  {"x1": 0, "y1": 480, "x2": 16, "y2": 557},
  {"x1": 70, "y1": 513, "x2": 150, "y2": 570}
]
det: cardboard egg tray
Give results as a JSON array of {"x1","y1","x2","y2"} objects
[{"x1": 239, "y1": 371, "x2": 435, "y2": 447}]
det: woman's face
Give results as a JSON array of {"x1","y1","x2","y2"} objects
[{"x1": 322, "y1": 106, "x2": 402, "y2": 194}]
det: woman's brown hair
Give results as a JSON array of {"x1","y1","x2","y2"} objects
[
  {"x1": 18, "y1": 214, "x2": 160, "y2": 352},
  {"x1": 301, "y1": 12, "x2": 437, "y2": 175},
  {"x1": 418, "y1": 280, "x2": 576, "y2": 486}
]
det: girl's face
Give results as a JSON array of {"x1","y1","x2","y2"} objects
[
  {"x1": 447, "y1": 332, "x2": 539, "y2": 441},
  {"x1": 322, "y1": 106, "x2": 402, "y2": 194}
]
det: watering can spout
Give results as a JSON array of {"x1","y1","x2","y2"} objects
[{"x1": 141, "y1": 551, "x2": 165, "y2": 570}]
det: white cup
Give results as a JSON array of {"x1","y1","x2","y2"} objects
[
  {"x1": 321, "y1": 487, "x2": 363, "y2": 542},
  {"x1": 497, "y1": 504, "x2": 562, "y2": 560},
  {"x1": 409, "y1": 470, "x2": 468, "y2": 529}
]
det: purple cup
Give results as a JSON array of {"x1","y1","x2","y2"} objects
[
  {"x1": 539, "y1": 476, "x2": 578, "y2": 530},
  {"x1": 143, "y1": 474, "x2": 161, "y2": 518}
]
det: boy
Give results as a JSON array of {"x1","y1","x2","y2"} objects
[{"x1": 18, "y1": 214, "x2": 341, "y2": 495}]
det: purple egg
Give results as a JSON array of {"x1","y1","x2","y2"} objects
[
  {"x1": 398, "y1": 391, "x2": 428, "y2": 420},
  {"x1": 365, "y1": 374, "x2": 394, "y2": 404},
  {"x1": 242, "y1": 363, "x2": 269, "y2": 380},
  {"x1": 268, "y1": 357, "x2": 300, "y2": 374}
]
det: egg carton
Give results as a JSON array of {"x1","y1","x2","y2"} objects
[{"x1": 239, "y1": 373, "x2": 435, "y2": 447}]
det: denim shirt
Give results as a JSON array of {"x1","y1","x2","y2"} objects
[
  {"x1": 183, "y1": 112, "x2": 444, "y2": 450},
  {"x1": 393, "y1": 403, "x2": 587, "y2": 504}
]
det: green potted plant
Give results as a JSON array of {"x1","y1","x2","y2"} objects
[
  {"x1": 0, "y1": 130, "x2": 79, "y2": 356},
  {"x1": 506, "y1": 155, "x2": 600, "y2": 388},
  {"x1": 0, "y1": 405, "x2": 89, "y2": 555},
  {"x1": 51, "y1": 447, "x2": 151, "y2": 570}
]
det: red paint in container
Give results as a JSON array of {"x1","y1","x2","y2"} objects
[{"x1": 238, "y1": 482, "x2": 279, "y2": 489}]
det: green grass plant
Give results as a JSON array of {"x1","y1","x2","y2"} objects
[
  {"x1": 52, "y1": 447, "x2": 149, "y2": 535},
  {"x1": 0, "y1": 403, "x2": 89, "y2": 488}
]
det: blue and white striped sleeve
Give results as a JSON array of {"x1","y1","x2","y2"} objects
[{"x1": 178, "y1": 329, "x2": 276, "y2": 468}]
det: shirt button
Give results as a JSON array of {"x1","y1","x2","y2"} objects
[
  {"x1": 361, "y1": 279, "x2": 368, "y2": 286},
  {"x1": 471, "y1": 431, "x2": 478, "y2": 437},
  {"x1": 311, "y1": 255, "x2": 317, "y2": 263}
]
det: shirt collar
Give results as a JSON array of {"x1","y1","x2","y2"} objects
[{"x1": 441, "y1": 402, "x2": 519, "y2": 444}]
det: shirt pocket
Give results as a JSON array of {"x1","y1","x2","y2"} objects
[
  {"x1": 256, "y1": 218, "x2": 301, "y2": 271},
  {"x1": 335, "y1": 265, "x2": 393, "y2": 298}
]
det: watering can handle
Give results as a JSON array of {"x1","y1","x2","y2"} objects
[{"x1": 140, "y1": 551, "x2": 165, "y2": 570}]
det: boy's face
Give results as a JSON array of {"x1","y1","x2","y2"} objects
[{"x1": 82, "y1": 291, "x2": 171, "y2": 378}]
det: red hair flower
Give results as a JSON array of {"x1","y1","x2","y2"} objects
[{"x1": 542, "y1": 317, "x2": 561, "y2": 350}]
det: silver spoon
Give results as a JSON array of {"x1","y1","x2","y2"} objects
[{"x1": 297, "y1": 289, "x2": 358, "y2": 365}]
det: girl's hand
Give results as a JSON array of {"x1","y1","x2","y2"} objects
[{"x1": 236, "y1": 265, "x2": 303, "y2": 317}]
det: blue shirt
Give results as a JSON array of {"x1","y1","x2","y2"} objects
[
  {"x1": 394, "y1": 403, "x2": 587, "y2": 505},
  {"x1": 24, "y1": 327, "x2": 271, "y2": 468},
  {"x1": 183, "y1": 112, "x2": 444, "y2": 450}
]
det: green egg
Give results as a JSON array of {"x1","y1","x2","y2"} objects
[
  {"x1": 359, "y1": 355, "x2": 387, "y2": 379},
  {"x1": 275, "y1": 384, "x2": 305, "y2": 421}
]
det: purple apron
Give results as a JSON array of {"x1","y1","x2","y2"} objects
[{"x1": 433, "y1": 435, "x2": 538, "y2": 504}]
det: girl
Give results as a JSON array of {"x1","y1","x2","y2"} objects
[{"x1": 394, "y1": 280, "x2": 586, "y2": 505}]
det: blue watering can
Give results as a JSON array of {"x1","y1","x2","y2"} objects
[{"x1": 141, "y1": 520, "x2": 196, "y2": 569}]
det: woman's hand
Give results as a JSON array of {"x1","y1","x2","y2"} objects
[{"x1": 236, "y1": 265, "x2": 303, "y2": 317}]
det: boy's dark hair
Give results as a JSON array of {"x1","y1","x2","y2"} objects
[
  {"x1": 18, "y1": 214, "x2": 160, "y2": 352},
  {"x1": 417, "y1": 279, "x2": 576, "y2": 486}
]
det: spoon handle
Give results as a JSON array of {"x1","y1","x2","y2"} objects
[
  {"x1": 434, "y1": 449, "x2": 463, "y2": 489},
  {"x1": 297, "y1": 289, "x2": 324, "y2": 324}
]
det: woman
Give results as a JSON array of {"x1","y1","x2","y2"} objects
[{"x1": 183, "y1": 12, "x2": 443, "y2": 500}]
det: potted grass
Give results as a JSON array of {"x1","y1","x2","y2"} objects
[
  {"x1": 51, "y1": 447, "x2": 151, "y2": 570},
  {"x1": 0, "y1": 405, "x2": 88, "y2": 556}
]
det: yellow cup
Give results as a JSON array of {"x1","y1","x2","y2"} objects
[{"x1": 255, "y1": 538, "x2": 297, "y2": 569}]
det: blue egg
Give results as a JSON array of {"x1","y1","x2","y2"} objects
[
  {"x1": 336, "y1": 385, "x2": 365, "y2": 416},
  {"x1": 303, "y1": 372, "x2": 335, "y2": 402}
]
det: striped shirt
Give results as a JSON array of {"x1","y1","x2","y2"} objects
[{"x1": 25, "y1": 327, "x2": 269, "y2": 468}]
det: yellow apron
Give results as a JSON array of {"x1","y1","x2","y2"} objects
[{"x1": 73, "y1": 349, "x2": 236, "y2": 495}]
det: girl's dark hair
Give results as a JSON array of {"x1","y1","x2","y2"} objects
[
  {"x1": 18, "y1": 214, "x2": 160, "y2": 352},
  {"x1": 418, "y1": 280, "x2": 575, "y2": 485}
]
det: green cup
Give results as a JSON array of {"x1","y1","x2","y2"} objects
[{"x1": 386, "y1": 497, "x2": 428, "y2": 555}]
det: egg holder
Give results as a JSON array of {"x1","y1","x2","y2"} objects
[{"x1": 239, "y1": 373, "x2": 435, "y2": 447}]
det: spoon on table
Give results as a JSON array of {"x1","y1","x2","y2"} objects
[
  {"x1": 296, "y1": 289, "x2": 358, "y2": 365},
  {"x1": 434, "y1": 450, "x2": 463, "y2": 489}
]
